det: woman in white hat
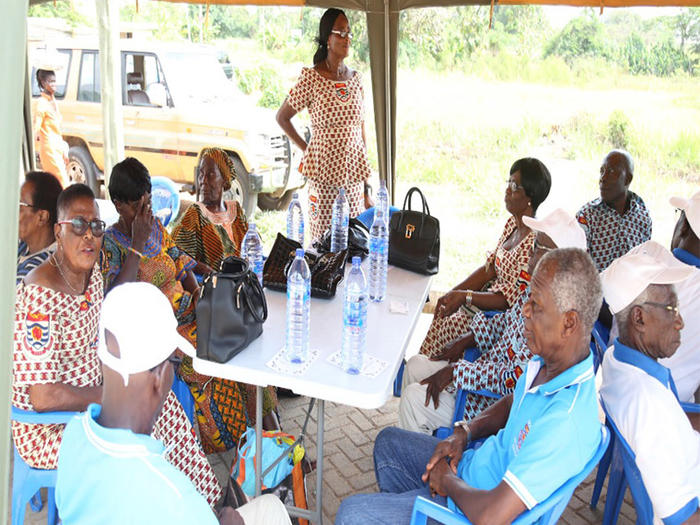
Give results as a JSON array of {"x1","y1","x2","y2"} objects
[{"x1": 33, "y1": 67, "x2": 70, "y2": 187}]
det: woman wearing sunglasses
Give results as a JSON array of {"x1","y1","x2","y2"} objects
[
  {"x1": 276, "y1": 8, "x2": 371, "y2": 240},
  {"x1": 418, "y1": 158, "x2": 552, "y2": 361},
  {"x1": 17, "y1": 171, "x2": 63, "y2": 284},
  {"x1": 12, "y1": 182, "x2": 223, "y2": 505}
]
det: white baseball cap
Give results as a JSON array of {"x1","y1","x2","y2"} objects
[
  {"x1": 600, "y1": 248, "x2": 694, "y2": 314},
  {"x1": 522, "y1": 208, "x2": 587, "y2": 250},
  {"x1": 670, "y1": 191, "x2": 700, "y2": 238},
  {"x1": 97, "y1": 282, "x2": 195, "y2": 386}
]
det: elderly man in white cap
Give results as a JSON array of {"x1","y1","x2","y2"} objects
[
  {"x1": 600, "y1": 251, "x2": 699, "y2": 524},
  {"x1": 398, "y1": 209, "x2": 587, "y2": 434},
  {"x1": 56, "y1": 282, "x2": 291, "y2": 525}
]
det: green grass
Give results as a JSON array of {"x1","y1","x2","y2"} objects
[{"x1": 236, "y1": 53, "x2": 699, "y2": 293}]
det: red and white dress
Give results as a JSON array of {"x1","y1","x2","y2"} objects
[
  {"x1": 287, "y1": 66, "x2": 371, "y2": 240},
  {"x1": 419, "y1": 217, "x2": 534, "y2": 359},
  {"x1": 12, "y1": 266, "x2": 222, "y2": 505}
]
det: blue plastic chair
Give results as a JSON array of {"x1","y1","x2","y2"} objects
[
  {"x1": 596, "y1": 402, "x2": 700, "y2": 525},
  {"x1": 150, "y1": 176, "x2": 180, "y2": 227},
  {"x1": 410, "y1": 426, "x2": 610, "y2": 525},
  {"x1": 172, "y1": 373, "x2": 194, "y2": 424},
  {"x1": 11, "y1": 406, "x2": 78, "y2": 525}
]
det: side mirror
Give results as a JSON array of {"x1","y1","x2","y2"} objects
[{"x1": 146, "y1": 83, "x2": 168, "y2": 107}]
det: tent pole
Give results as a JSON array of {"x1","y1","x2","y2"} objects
[
  {"x1": 95, "y1": 0, "x2": 125, "y2": 197},
  {"x1": 0, "y1": 0, "x2": 28, "y2": 515},
  {"x1": 383, "y1": 0, "x2": 393, "y2": 202}
]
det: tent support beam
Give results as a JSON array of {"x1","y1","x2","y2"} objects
[{"x1": 383, "y1": 0, "x2": 393, "y2": 202}]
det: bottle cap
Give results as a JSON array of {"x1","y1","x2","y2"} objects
[
  {"x1": 338, "y1": 188, "x2": 346, "y2": 196},
  {"x1": 293, "y1": 192, "x2": 299, "y2": 199},
  {"x1": 296, "y1": 249, "x2": 305, "y2": 257},
  {"x1": 352, "y1": 256, "x2": 361, "y2": 265},
  {"x1": 249, "y1": 223, "x2": 257, "y2": 230}
]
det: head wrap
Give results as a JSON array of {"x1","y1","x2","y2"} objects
[{"x1": 198, "y1": 148, "x2": 236, "y2": 191}]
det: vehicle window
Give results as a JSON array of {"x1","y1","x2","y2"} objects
[
  {"x1": 31, "y1": 49, "x2": 72, "y2": 99},
  {"x1": 123, "y1": 52, "x2": 171, "y2": 107},
  {"x1": 77, "y1": 51, "x2": 101, "y2": 103}
]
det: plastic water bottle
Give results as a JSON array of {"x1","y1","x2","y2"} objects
[
  {"x1": 369, "y1": 209, "x2": 388, "y2": 302},
  {"x1": 376, "y1": 179, "x2": 389, "y2": 220},
  {"x1": 341, "y1": 257, "x2": 368, "y2": 374},
  {"x1": 286, "y1": 249, "x2": 311, "y2": 364},
  {"x1": 286, "y1": 192, "x2": 305, "y2": 245},
  {"x1": 241, "y1": 223, "x2": 264, "y2": 285},
  {"x1": 330, "y1": 188, "x2": 350, "y2": 253}
]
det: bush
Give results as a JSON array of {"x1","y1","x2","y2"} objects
[
  {"x1": 235, "y1": 65, "x2": 286, "y2": 109},
  {"x1": 607, "y1": 110, "x2": 632, "y2": 150}
]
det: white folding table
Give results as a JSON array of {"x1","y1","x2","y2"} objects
[{"x1": 194, "y1": 262, "x2": 432, "y2": 524}]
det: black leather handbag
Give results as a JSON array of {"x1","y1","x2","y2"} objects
[
  {"x1": 311, "y1": 218, "x2": 370, "y2": 260},
  {"x1": 196, "y1": 256, "x2": 268, "y2": 363},
  {"x1": 388, "y1": 187, "x2": 440, "y2": 275}
]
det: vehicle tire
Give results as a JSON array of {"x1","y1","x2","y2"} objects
[
  {"x1": 67, "y1": 145, "x2": 99, "y2": 194},
  {"x1": 258, "y1": 189, "x2": 295, "y2": 212},
  {"x1": 225, "y1": 156, "x2": 258, "y2": 219}
]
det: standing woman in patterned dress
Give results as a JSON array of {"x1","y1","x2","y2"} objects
[{"x1": 277, "y1": 8, "x2": 371, "y2": 240}]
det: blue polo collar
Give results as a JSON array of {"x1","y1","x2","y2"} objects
[
  {"x1": 612, "y1": 339, "x2": 679, "y2": 399},
  {"x1": 83, "y1": 403, "x2": 165, "y2": 456},
  {"x1": 673, "y1": 248, "x2": 700, "y2": 269},
  {"x1": 527, "y1": 352, "x2": 595, "y2": 395}
]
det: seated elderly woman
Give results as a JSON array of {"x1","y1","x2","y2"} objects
[
  {"x1": 17, "y1": 171, "x2": 63, "y2": 282},
  {"x1": 12, "y1": 183, "x2": 221, "y2": 505},
  {"x1": 418, "y1": 158, "x2": 551, "y2": 359},
  {"x1": 102, "y1": 157, "x2": 259, "y2": 453},
  {"x1": 171, "y1": 147, "x2": 279, "y2": 429}
]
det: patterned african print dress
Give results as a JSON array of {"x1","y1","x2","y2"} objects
[
  {"x1": 171, "y1": 201, "x2": 279, "y2": 421},
  {"x1": 419, "y1": 216, "x2": 535, "y2": 359},
  {"x1": 11, "y1": 265, "x2": 221, "y2": 505},
  {"x1": 102, "y1": 219, "x2": 248, "y2": 454},
  {"x1": 287, "y1": 67, "x2": 371, "y2": 240},
  {"x1": 17, "y1": 241, "x2": 56, "y2": 284}
]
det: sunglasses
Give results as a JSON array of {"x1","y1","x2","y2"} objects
[
  {"x1": 506, "y1": 179, "x2": 524, "y2": 192},
  {"x1": 167, "y1": 355, "x2": 183, "y2": 374},
  {"x1": 58, "y1": 218, "x2": 107, "y2": 237},
  {"x1": 331, "y1": 29, "x2": 353, "y2": 39}
]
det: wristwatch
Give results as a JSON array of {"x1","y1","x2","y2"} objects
[
  {"x1": 453, "y1": 419, "x2": 472, "y2": 443},
  {"x1": 464, "y1": 290, "x2": 473, "y2": 308}
]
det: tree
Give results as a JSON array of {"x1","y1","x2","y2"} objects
[{"x1": 545, "y1": 9, "x2": 613, "y2": 65}]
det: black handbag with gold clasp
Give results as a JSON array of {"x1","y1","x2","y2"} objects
[
  {"x1": 388, "y1": 187, "x2": 440, "y2": 275},
  {"x1": 196, "y1": 256, "x2": 268, "y2": 363}
]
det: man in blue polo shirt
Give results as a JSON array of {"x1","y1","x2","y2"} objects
[
  {"x1": 335, "y1": 248, "x2": 603, "y2": 524},
  {"x1": 600, "y1": 249, "x2": 699, "y2": 524},
  {"x1": 56, "y1": 282, "x2": 291, "y2": 525}
]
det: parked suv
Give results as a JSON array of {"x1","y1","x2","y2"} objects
[{"x1": 30, "y1": 39, "x2": 305, "y2": 215}]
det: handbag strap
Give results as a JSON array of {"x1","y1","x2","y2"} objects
[
  {"x1": 401, "y1": 187, "x2": 431, "y2": 216},
  {"x1": 240, "y1": 272, "x2": 268, "y2": 323}
]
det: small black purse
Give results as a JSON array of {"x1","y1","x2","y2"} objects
[
  {"x1": 388, "y1": 187, "x2": 440, "y2": 275},
  {"x1": 196, "y1": 256, "x2": 268, "y2": 363}
]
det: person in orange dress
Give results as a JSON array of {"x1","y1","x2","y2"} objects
[{"x1": 34, "y1": 68, "x2": 69, "y2": 187}]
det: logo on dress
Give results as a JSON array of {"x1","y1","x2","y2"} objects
[
  {"x1": 516, "y1": 421, "x2": 531, "y2": 452},
  {"x1": 23, "y1": 312, "x2": 53, "y2": 360},
  {"x1": 334, "y1": 82, "x2": 350, "y2": 102},
  {"x1": 309, "y1": 194, "x2": 320, "y2": 220}
]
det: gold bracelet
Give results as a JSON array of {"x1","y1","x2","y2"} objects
[{"x1": 128, "y1": 246, "x2": 143, "y2": 258}]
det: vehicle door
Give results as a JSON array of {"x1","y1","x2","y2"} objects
[{"x1": 121, "y1": 51, "x2": 183, "y2": 181}]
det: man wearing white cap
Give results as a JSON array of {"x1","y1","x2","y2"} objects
[
  {"x1": 671, "y1": 190, "x2": 700, "y2": 269},
  {"x1": 599, "y1": 252, "x2": 699, "y2": 524},
  {"x1": 398, "y1": 209, "x2": 587, "y2": 434},
  {"x1": 575, "y1": 150, "x2": 652, "y2": 272},
  {"x1": 56, "y1": 282, "x2": 291, "y2": 525}
]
